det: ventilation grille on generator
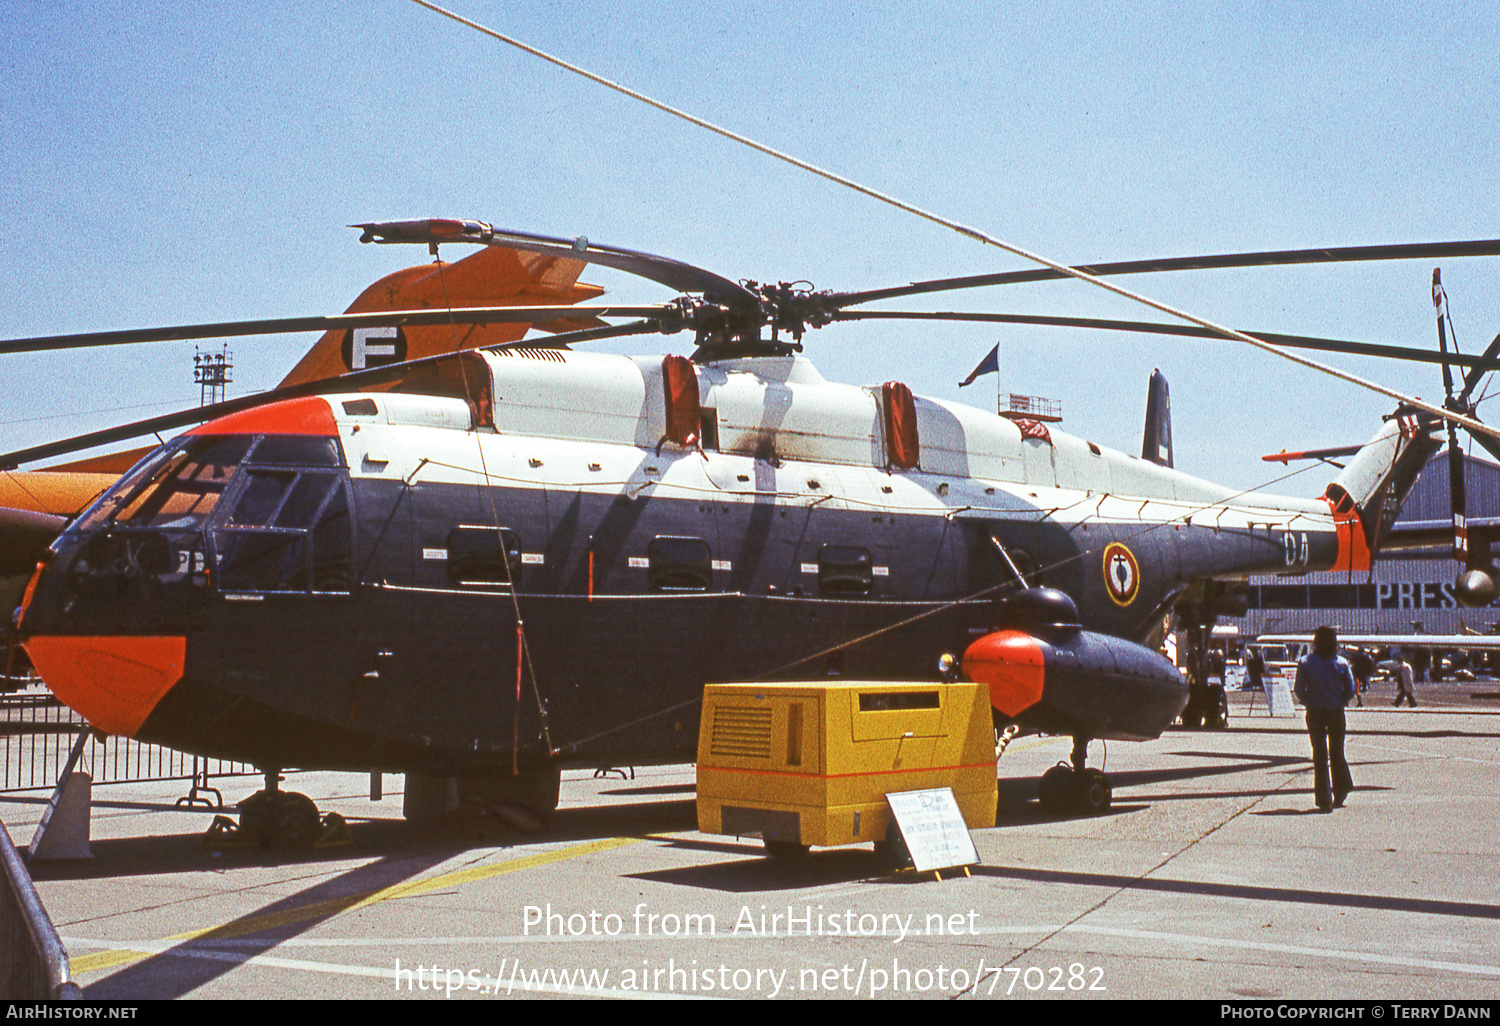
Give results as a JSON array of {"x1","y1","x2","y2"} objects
[{"x1": 710, "y1": 706, "x2": 773, "y2": 759}]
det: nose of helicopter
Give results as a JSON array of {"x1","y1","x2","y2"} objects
[{"x1": 24, "y1": 635, "x2": 186, "y2": 737}]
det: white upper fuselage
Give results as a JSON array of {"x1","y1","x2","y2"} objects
[{"x1": 331, "y1": 349, "x2": 1333, "y2": 543}]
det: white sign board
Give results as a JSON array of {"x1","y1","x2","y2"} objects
[
  {"x1": 1266, "y1": 676, "x2": 1296, "y2": 717},
  {"x1": 884, "y1": 788, "x2": 979, "y2": 873}
]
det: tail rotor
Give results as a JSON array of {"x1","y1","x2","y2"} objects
[{"x1": 1434, "y1": 269, "x2": 1500, "y2": 606}]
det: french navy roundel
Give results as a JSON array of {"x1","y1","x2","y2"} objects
[{"x1": 1102, "y1": 542, "x2": 1140, "y2": 607}]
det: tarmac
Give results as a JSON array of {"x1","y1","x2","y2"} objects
[{"x1": 3, "y1": 678, "x2": 1499, "y2": 1001}]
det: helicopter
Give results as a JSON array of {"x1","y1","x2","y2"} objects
[
  {"x1": 10, "y1": 6, "x2": 1500, "y2": 846},
  {"x1": 9, "y1": 217, "x2": 1500, "y2": 846}
]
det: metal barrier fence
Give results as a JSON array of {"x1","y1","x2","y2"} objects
[
  {"x1": 2, "y1": 688, "x2": 253, "y2": 796},
  {"x1": 0, "y1": 817, "x2": 79, "y2": 999}
]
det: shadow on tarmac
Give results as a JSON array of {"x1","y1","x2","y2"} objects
[
  {"x1": 966, "y1": 863, "x2": 1500, "y2": 922},
  {"x1": 34, "y1": 727, "x2": 1470, "y2": 996},
  {"x1": 83, "y1": 845, "x2": 461, "y2": 999}
]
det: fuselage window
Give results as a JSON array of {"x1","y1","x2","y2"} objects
[
  {"x1": 648, "y1": 536, "x2": 713, "y2": 592},
  {"x1": 699, "y1": 408, "x2": 720, "y2": 451},
  {"x1": 990, "y1": 535, "x2": 1038, "y2": 590},
  {"x1": 447, "y1": 526, "x2": 523, "y2": 587},
  {"x1": 818, "y1": 544, "x2": 873, "y2": 596}
]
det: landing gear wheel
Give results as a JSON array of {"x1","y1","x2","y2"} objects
[
  {"x1": 236, "y1": 789, "x2": 322, "y2": 848},
  {"x1": 271, "y1": 792, "x2": 321, "y2": 846},
  {"x1": 1038, "y1": 764, "x2": 1075, "y2": 811},
  {"x1": 1077, "y1": 768, "x2": 1112, "y2": 811},
  {"x1": 763, "y1": 839, "x2": 810, "y2": 862},
  {"x1": 1208, "y1": 686, "x2": 1229, "y2": 730},
  {"x1": 873, "y1": 824, "x2": 911, "y2": 870}
]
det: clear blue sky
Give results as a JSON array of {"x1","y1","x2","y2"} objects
[{"x1": 4, "y1": 1, "x2": 1500, "y2": 495}]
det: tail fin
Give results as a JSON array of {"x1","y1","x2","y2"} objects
[
  {"x1": 46, "y1": 246, "x2": 603, "y2": 475},
  {"x1": 274, "y1": 244, "x2": 604, "y2": 388},
  {"x1": 1326, "y1": 412, "x2": 1441, "y2": 545},
  {"x1": 1141, "y1": 368, "x2": 1173, "y2": 467}
]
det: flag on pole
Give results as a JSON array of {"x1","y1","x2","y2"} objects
[{"x1": 959, "y1": 344, "x2": 998, "y2": 387}]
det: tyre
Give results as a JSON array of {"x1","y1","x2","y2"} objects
[
  {"x1": 1038, "y1": 764, "x2": 1075, "y2": 811},
  {"x1": 763, "y1": 839, "x2": 810, "y2": 862},
  {"x1": 271, "y1": 792, "x2": 321, "y2": 846},
  {"x1": 1077, "y1": 769, "x2": 1112, "y2": 811}
]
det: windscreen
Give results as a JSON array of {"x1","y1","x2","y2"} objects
[{"x1": 72, "y1": 435, "x2": 253, "y2": 535}]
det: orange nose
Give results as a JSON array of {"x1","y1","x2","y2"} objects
[
  {"x1": 961, "y1": 629, "x2": 1045, "y2": 718},
  {"x1": 24, "y1": 636, "x2": 186, "y2": 737}
]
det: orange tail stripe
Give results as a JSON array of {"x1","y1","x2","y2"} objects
[{"x1": 1323, "y1": 497, "x2": 1372, "y2": 573}]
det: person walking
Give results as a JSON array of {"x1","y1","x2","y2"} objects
[
  {"x1": 1294, "y1": 626, "x2": 1356, "y2": 812},
  {"x1": 1394, "y1": 656, "x2": 1418, "y2": 707}
]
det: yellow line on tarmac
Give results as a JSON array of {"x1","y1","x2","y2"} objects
[{"x1": 70, "y1": 836, "x2": 642, "y2": 977}]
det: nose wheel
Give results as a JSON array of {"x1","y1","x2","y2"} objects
[{"x1": 1036, "y1": 737, "x2": 1113, "y2": 813}]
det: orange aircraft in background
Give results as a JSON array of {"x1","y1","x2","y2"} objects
[{"x1": 0, "y1": 242, "x2": 601, "y2": 619}]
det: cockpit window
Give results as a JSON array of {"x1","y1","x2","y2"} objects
[
  {"x1": 104, "y1": 436, "x2": 253, "y2": 531},
  {"x1": 226, "y1": 471, "x2": 296, "y2": 527},
  {"x1": 215, "y1": 472, "x2": 352, "y2": 593},
  {"x1": 248, "y1": 436, "x2": 342, "y2": 467}
]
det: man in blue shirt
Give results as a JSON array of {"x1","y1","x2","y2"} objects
[{"x1": 1294, "y1": 626, "x2": 1357, "y2": 812}]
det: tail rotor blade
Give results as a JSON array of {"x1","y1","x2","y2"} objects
[
  {"x1": 1434, "y1": 269, "x2": 1458, "y2": 401},
  {"x1": 1449, "y1": 424, "x2": 1468, "y2": 564}
]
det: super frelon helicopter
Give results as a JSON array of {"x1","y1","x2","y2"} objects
[
  {"x1": 11, "y1": 8, "x2": 1500, "y2": 845},
  {"x1": 8, "y1": 216, "x2": 1500, "y2": 846}
]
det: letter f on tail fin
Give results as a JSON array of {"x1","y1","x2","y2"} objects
[{"x1": 275, "y1": 244, "x2": 604, "y2": 387}]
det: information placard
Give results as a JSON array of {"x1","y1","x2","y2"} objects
[
  {"x1": 884, "y1": 788, "x2": 979, "y2": 873},
  {"x1": 1266, "y1": 676, "x2": 1296, "y2": 717}
]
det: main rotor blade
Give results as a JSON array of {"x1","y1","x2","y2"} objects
[
  {"x1": 830, "y1": 240, "x2": 1500, "y2": 308},
  {"x1": 0, "y1": 305, "x2": 672, "y2": 356},
  {"x1": 0, "y1": 319, "x2": 665, "y2": 469},
  {"x1": 354, "y1": 220, "x2": 758, "y2": 305},
  {"x1": 409, "y1": 2, "x2": 1500, "y2": 444},
  {"x1": 831, "y1": 310, "x2": 1500, "y2": 373},
  {"x1": 1459, "y1": 332, "x2": 1500, "y2": 405}
]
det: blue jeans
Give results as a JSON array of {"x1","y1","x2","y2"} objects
[{"x1": 1305, "y1": 706, "x2": 1352, "y2": 808}]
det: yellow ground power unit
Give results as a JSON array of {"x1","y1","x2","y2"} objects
[{"x1": 696, "y1": 681, "x2": 998, "y2": 857}]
